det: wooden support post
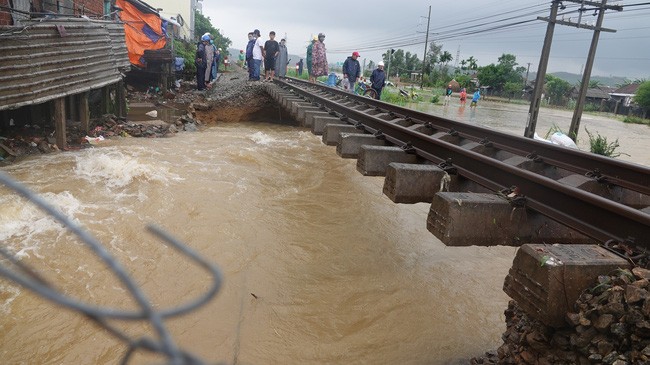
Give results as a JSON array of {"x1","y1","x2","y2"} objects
[
  {"x1": 161, "y1": 63, "x2": 169, "y2": 93},
  {"x1": 53, "y1": 97, "x2": 66, "y2": 149},
  {"x1": 116, "y1": 80, "x2": 126, "y2": 119},
  {"x1": 67, "y1": 95, "x2": 77, "y2": 122},
  {"x1": 101, "y1": 86, "x2": 110, "y2": 115},
  {"x1": 79, "y1": 92, "x2": 90, "y2": 133},
  {"x1": 1, "y1": 110, "x2": 9, "y2": 128}
]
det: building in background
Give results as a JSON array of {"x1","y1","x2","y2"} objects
[{"x1": 143, "y1": 0, "x2": 201, "y2": 40}]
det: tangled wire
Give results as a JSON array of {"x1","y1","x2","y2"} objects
[{"x1": 0, "y1": 171, "x2": 223, "y2": 365}]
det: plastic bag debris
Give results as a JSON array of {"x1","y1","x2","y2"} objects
[
  {"x1": 84, "y1": 135, "x2": 105, "y2": 144},
  {"x1": 549, "y1": 132, "x2": 578, "y2": 149}
]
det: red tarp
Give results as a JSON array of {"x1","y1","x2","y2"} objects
[{"x1": 116, "y1": 0, "x2": 166, "y2": 67}]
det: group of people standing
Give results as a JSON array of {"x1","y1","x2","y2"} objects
[
  {"x1": 446, "y1": 84, "x2": 481, "y2": 108},
  {"x1": 195, "y1": 33, "x2": 222, "y2": 91},
  {"x1": 194, "y1": 28, "x2": 388, "y2": 102},
  {"x1": 245, "y1": 29, "x2": 290, "y2": 82}
]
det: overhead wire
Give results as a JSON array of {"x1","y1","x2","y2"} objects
[
  {"x1": 329, "y1": 1, "x2": 648, "y2": 57},
  {"x1": 330, "y1": 1, "x2": 551, "y2": 52}
]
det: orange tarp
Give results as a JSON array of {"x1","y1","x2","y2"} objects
[{"x1": 116, "y1": 0, "x2": 166, "y2": 67}]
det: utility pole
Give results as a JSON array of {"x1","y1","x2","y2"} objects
[
  {"x1": 386, "y1": 49, "x2": 395, "y2": 81},
  {"x1": 524, "y1": 1, "x2": 559, "y2": 139},
  {"x1": 421, "y1": 5, "x2": 431, "y2": 89},
  {"x1": 386, "y1": 49, "x2": 390, "y2": 81},
  {"x1": 524, "y1": 0, "x2": 622, "y2": 139},
  {"x1": 524, "y1": 62, "x2": 531, "y2": 88},
  {"x1": 568, "y1": 0, "x2": 620, "y2": 141}
]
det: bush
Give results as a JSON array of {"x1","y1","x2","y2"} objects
[
  {"x1": 623, "y1": 116, "x2": 649, "y2": 125},
  {"x1": 174, "y1": 39, "x2": 197, "y2": 79},
  {"x1": 585, "y1": 128, "x2": 627, "y2": 158},
  {"x1": 431, "y1": 95, "x2": 440, "y2": 103}
]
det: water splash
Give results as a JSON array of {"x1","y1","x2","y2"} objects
[
  {"x1": 249, "y1": 131, "x2": 276, "y2": 145},
  {"x1": 73, "y1": 148, "x2": 182, "y2": 188},
  {"x1": 0, "y1": 191, "x2": 84, "y2": 257}
]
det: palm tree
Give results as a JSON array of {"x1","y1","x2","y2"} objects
[
  {"x1": 588, "y1": 80, "x2": 602, "y2": 88},
  {"x1": 467, "y1": 56, "x2": 478, "y2": 72},
  {"x1": 439, "y1": 51, "x2": 453, "y2": 72},
  {"x1": 460, "y1": 59, "x2": 468, "y2": 72}
]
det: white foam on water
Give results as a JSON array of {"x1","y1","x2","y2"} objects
[
  {"x1": 249, "y1": 131, "x2": 276, "y2": 145},
  {"x1": 73, "y1": 148, "x2": 183, "y2": 189},
  {"x1": 0, "y1": 284, "x2": 21, "y2": 314},
  {"x1": 0, "y1": 191, "x2": 85, "y2": 258}
]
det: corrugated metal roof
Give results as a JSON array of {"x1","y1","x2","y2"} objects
[
  {"x1": 613, "y1": 83, "x2": 640, "y2": 95},
  {"x1": 0, "y1": 17, "x2": 130, "y2": 111}
]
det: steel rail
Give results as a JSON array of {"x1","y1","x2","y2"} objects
[
  {"x1": 275, "y1": 78, "x2": 650, "y2": 247},
  {"x1": 281, "y1": 77, "x2": 650, "y2": 196}
]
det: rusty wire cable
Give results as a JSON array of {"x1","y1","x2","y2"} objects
[{"x1": 0, "y1": 171, "x2": 223, "y2": 364}]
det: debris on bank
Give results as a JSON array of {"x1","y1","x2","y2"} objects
[
  {"x1": 0, "y1": 68, "x2": 275, "y2": 164},
  {"x1": 472, "y1": 267, "x2": 650, "y2": 365}
]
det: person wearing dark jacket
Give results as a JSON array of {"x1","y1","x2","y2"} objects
[
  {"x1": 342, "y1": 51, "x2": 361, "y2": 93},
  {"x1": 370, "y1": 62, "x2": 386, "y2": 100},
  {"x1": 245, "y1": 32, "x2": 256, "y2": 81},
  {"x1": 195, "y1": 35, "x2": 210, "y2": 90}
]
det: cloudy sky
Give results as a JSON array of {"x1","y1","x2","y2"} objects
[{"x1": 202, "y1": 0, "x2": 649, "y2": 79}]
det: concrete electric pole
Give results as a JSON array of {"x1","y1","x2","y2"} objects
[
  {"x1": 421, "y1": 5, "x2": 431, "y2": 89},
  {"x1": 568, "y1": 0, "x2": 621, "y2": 141},
  {"x1": 524, "y1": 1, "x2": 559, "y2": 139},
  {"x1": 524, "y1": 0, "x2": 622, "y2": 140}
]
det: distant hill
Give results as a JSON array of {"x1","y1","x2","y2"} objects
[{"x1": 528, "y1": 71, "x2": 629, "y2": 87}]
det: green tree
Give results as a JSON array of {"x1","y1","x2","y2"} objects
[
  {"x1": 424, "y1": 41, "x2": 442, "y2": 74},
  {"x1": 439, "y1": 50, "x2": 453, "y2": 72},
  {"x1": 194, "y1": 11, "x2": 231, "y2": 51},
  {"x1": 616, "y1": 79, "x2": 634, "y2": 88},
  {"x1": 634, "y1": 81, "x2": 650, "y2": 114},
  {"x1": 503, "y1": 81, "x2": 522, "y2": 100},
  {"x1": 545, "y1": 74, "x2": 572, "y2": 105},
  {"x1": 476, "y1": 53, "x2": 524, "y2": 93},
  {"x1": 391, "y1": 49, "x2": 405, "y2": 77},
  {"x1": 458, "y1": 59, "x2": 468, "y2": 74},
  {"x1": 366, "y1": 60, "x2": 375, "y2": 76},
  {"x1": 404, "y1": 51, "x2": 421, "y2": 74},
  {"x1": 467, "y1": 56, "x2": 478, "y2": 72},
  {"x1": 382, "y1": 49, "x2": 396, "y2": 77},
  {"x1": 588, "y1": 80, "x2": 602, "y2": 88},
  {"x1": 454, "y1": 74, "x2": 472, "y2": 89}
]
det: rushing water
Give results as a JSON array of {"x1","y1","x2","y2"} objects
[{"x1": 0, "y1": 121, "x2": 517, "y2": 364}]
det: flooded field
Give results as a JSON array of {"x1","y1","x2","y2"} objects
[{"x1": 408, "y1": 99, "x2": 650, "y2": 166}]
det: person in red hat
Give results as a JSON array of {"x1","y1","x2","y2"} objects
[{"x1": 342, "y1": 51, "x2": 361, "y2": 93}]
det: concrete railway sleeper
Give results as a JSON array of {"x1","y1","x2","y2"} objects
[
  {"x1": 265, "y1": 78, "x2": 650, "y2": 342},
  {"x1": 266, "y1": 78, "x2": 650, "y2": 253}
]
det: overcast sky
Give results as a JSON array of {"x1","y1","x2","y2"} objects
[{"x1": 202, "y1": 0, "x2": 649, "y2": 79}]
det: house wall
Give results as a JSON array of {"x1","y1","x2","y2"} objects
[
  {"x1": 0, "y1": 0, "x2": 12, "y2": 25},
  {"x1": 0, "y1": 0, "x2": 107, "y2": 26},
  {"x1": 144, "y1": 0, "x2": 191, "y2": 40}
]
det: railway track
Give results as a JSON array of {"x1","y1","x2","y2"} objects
[{"x1": 270, "y1": 77, "x2": 650, "y2": 250}]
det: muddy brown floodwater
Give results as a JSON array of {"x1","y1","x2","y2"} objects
[
  {"x1": 1, "y1": 85, "x2": 647, "y2": 364},
  {"x1": 0, "y1": 122, "x2": 516, "y2": 364}
]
